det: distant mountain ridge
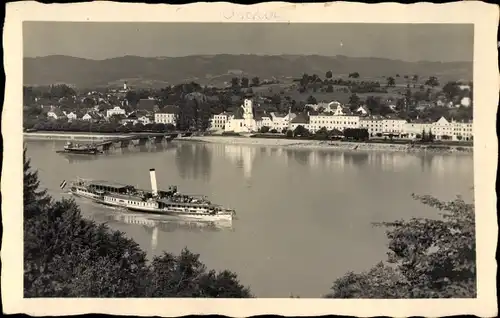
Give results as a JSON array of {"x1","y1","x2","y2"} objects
[{"x1": 23, "y1": 54, "x2": 473, "y2": 88}]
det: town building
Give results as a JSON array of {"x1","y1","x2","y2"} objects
[
  {"x1": 47, "y1": 109, "x2": 66, "y2": 120},
  {"x1": 381, "y1": 118, "x2": 407, "y2": 135},
  {"x1": 106, "y1": 106, "x2": 126, "y2": 118},
  {"x1": 431, "y1": 116, "x2": 473, "y2": 141},
  {"x1": 154, "y1": 105, "x2": 179, "y2": 126},
  {"x1": 268, "y1": 110, "x2": 296, "y2": 132},
  {"x1": 224, "y1": 99, "x2": 259, "y2": 133},
  {"x1": 355, "y1": 105, "x2": 370, "y2": 116},
  {"x1": 290, "y1": 113, "x2": 310, "y2": 131},
  {"x1": 210, "y1": 112, "x2": 233, "y2": 131},
  {"x1": 403, "y1": 120, "x2": 433, "y2": 139},
  {"x1": 359, "y1": 117, "x2": 384, "y2": 137},
  {"x1": 308, "y1": 113, "x2": 360, "y2": 134},
  {"x1": 65, "y1": 111, "x2": 79, "y2": 121},
  {"x1": 82, "y1": 112, "x2": 101, "y2": 122}
]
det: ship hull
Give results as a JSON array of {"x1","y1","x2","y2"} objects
[
  {"x1": 70, "y1": 189, "x2": 233, "y2": 222},
  {"x1": 56, "y1": 149, "x2": 102, "y2": 155}
]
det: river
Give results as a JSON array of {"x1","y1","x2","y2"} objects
[{"x1": 25, "y1": 139, "x2": 474, "y2": 298}]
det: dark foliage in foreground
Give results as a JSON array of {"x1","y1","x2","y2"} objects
[
  {"x1": 326, "y1": 193, "x2": 476, "y2": 298},
  {"x1": 23, "y1": 146, "x2": 252, "y2": 297}
]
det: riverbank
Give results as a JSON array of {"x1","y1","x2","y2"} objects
[
  {"x1": 176, "y1": 136, "x2": 474, "y2": 154},
  {"x1": 23, "y1": 132, "x2": 473, "y2": 154},
  {"x1": 23, "y1": 132, "x2": 130, "y2": 142}
]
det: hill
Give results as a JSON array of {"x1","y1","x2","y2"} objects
[{"x1": 23, "y1": 54, "x2": 473, "y2": 88}]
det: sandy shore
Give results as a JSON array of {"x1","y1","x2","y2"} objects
[{"x1": 175, "y1": 136, "x2": 473, "y2": 154}]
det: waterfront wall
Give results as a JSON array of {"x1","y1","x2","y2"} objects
[{"x1": 24, "y1": 132, "x2": 129, "y2": 142}]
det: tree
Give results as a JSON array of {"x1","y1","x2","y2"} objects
[
  {"x1": 260, "y1": 126, "x2": 270, "y2": 133},
  {"x1": 251, "y1": 76, "x2": 260, "y2": 87},
  {"x1": 326, "y1": 194, "x2": 475, "y2": 298},
  {"x1": 442, "y1": 81, "x2": 461, "y2": 100},
  {"x1": 286, "y1": 130, "x2": 294, "y2": 138},
  {"x1": 427, "y1": 129, "x2": 435, "y2": 142},
  {"x1": 325, "y1": 70, "x2": 333, "y2": 79},
  {"x1": 421, "y1": 128, "x2": 427, "y2": 141},
  {"x1": 348, "y1": 94, "x2": 361, "y2": 109},
  {"x1": 125, "y1": 91, "x2": 140, "y2": 107},
  {"x1": 177, "y1": 99, "x2": 196, "y2": 131},
  {"x1": 231, "y1": 77, "x2": 240, "y2": 87},
  {"x1": 348, "y1": 72, "x2": 360, "y2": 78},
  {"x1": 24, "y1": 146, "x2": 51, "y2": 219},
  {"x1": 386, "y1": 77, "x2": 396, "y2": 87},
  {"x1": 293, "y1": 125, "x2": 310, "y2": 137},
  {"x1": 326, "y1": 85, "x2": 334, "y2": 93},
  {"x1": 241, "y1": 77, "x2": 249, "y2": 88},
  {"x1": 306, "y1": 95, "x2": 317, "y2": 105},
  {"x1": 425, "y1": 76, "x2": 440, "y2": 87}
]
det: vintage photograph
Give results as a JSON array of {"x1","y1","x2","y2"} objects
[
  {"x1": 2, "y1": 1, "x2": 498, "y2": 317},
  {"x1": 21, "y1": 21, "x2": 477, "y2": 298}
]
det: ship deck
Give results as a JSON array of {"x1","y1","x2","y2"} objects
[{"x1": 88, "y1": 180, "x2": 133, "y2": 189}]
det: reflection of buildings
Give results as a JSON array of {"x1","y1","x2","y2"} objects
[
  {"x1": 365, "y1": 152, "x2": 415, "y2": 172},
  {"x1": 222, "y1": 144, "x2": 257, "y2": 179},
  {"x1": 175, "y1": 143, "x2": 212, "y2": 181}
]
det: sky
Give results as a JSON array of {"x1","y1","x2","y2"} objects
[{"x1": 23, "y1": 22, "x2": 473, "y2": 62}]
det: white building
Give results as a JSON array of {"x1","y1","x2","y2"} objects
[
  {"x1": 360, "y1": 117, "x2": 384, "y2": 137},
  {"x1": 356, "y1": 105, "x2": 370, "y2": 116},
  {"x1": 82, "y1": 112, "x2": 101, "y2": 122},
  {"x1": 154, "y1": 106, "x2": 179, "y2": 126},
  {"x1": 403, "y1": 121, "x2": 433, "y2": 139},
  {"x1": 210, "y1": 112, "x2": 232, "y2": 130},
  {"x1": 382, "y1": 119, "x2": 407, "y2": 135},
  {"x1": 221, "y1": 99, "x2": 298, "y2": 133},
  {"x1": 224, "y1": 99, "x2": 259, "y2": 133},
  {"x1": 268, "y1": 111, "x2": 296, "y2": 132},
  {"x1": 308, "y1": 113, "x2": 360, "y2": 134},
  {"x1": 137, "y1": 115, "x2": 152, "y2": 125},
  {"x1": 305, "y1": 100, "x2": 346, "y2": 113},
  {"x1": 259, "y1": 116, "x2": 274, "y2": 130},
  {"x1": 47, "y1": 109, "x2": 65, "y2": 120},
  {"x1": 431, "y1": 116, "x2": 473, "y2": 141},
  {"x1": 106, "y1": 106, "x2": 126, "y2": 118},
  {"x1": 290, "y1": 113, "x2": 310, "y2": 131},
  {"x1": 65, "y1": 111, "x2": 78, "y2": 121}
]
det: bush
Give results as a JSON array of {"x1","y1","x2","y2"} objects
[
  {"x1": 326, "y1": 194, "x2": 475, "y2": 298},
  {"x1": 221, "y1": 131, "x2": 241, "y2": 136}
]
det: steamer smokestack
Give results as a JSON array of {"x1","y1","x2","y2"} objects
[{"x1": 149, "y1": 168, "x2": 158, "y2": 196}]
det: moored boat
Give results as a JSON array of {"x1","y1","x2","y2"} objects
[
  {"x1": 56, "y1": 141, "x2": 102, "y2": 155},
  {"x1": 61, "y1": 169, "x2": 235, "y2": 222}
]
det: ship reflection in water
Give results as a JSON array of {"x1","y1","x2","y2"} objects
[{"x1": 86, "y1": 210, "x2": 233, "y2": 251}]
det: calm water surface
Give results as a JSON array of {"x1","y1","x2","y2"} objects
[{"x1": 25, "y1": 140, "x2": 474, "y2": 297}]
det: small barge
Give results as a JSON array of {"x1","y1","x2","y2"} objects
[
  {"x1": 56, "y1": 141, "x2": 102, "y2": 155},
  {"x1": 61, "y1": 169, "x2": 235, "y2": 222}
]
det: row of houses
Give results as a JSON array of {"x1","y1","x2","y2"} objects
[
  {"x1": 46, "y1": 103, "x2": 180, "y2": 127},
  {"x1": 211, "y1": 99, "x2": 473, "y2": 141}
]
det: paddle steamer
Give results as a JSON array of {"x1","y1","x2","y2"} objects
[{"x1": 61, "y1": 169, "x2": 235, "y2": 222}]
